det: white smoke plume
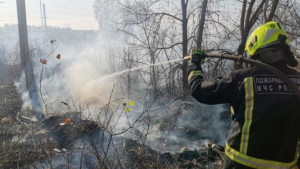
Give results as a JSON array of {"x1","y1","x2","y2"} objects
[{"x1": 1, "y1": 25, "x2": 231, "y2": 153}]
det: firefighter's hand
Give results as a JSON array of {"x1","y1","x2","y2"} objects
[{"x1": 190, "y1": 49, "x2": 206, "y2": 65}]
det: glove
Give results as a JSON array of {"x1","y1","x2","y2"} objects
[{"x1": 190, "y1": 49, "x2": 206, "y2": 65}]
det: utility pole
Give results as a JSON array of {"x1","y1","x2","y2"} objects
[
  {"x1": 43, "y1": 3, "x2": 47, "y2": 31},
  {"x1": 0, "y1": 2, "x2": 3, "y2": 22},
  {"x1": 40, "y1": 0, "x2": 44, "y2": 30},
  {"x1": 16, "y1": 0, "x2": 43, "y2": 120},
  {"x1": 0, "y1": 2, "x2": 3, "y2": 35}
]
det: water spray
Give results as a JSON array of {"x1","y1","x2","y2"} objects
[
  {"x1": 85, "y1": 58, "x2": 185, "y2": 89},
  {"x1": 184, "y1": 53, "x2": 300, "y2": 101},
  {"x1": 85, "y1": 52, "x2": 300, "y2": 101}
]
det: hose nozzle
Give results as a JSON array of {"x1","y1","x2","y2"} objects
[{"x1": 184, "y1": 56, "x2": 191, "y2": 60}]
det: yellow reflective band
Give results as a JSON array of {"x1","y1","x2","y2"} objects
[
  {"x1": 225, "y1": 143, "x2": 297, "y2": 169},
  {"x1": 230, "y1": 106, "x2": 235, "y2": 115},
  {"x1": 240, "y1": 77, "x2": 254, "y2": 154},
  {"x1": 188, "y1": 70, "x2": 203, "y2": 80}
]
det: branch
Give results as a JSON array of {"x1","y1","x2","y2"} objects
[
  {"x1": 266, "y1": 0, "x2": 279, "y2": 22},
  {"x1": 150, "y1": 12, "x2": 182, "y2": 22},
  {"x1": 249, "y1": 0, "x2": 267, "y2": 27},
  {"x1": 157, "y1": 42, "x2": 183, "y2": 50}
]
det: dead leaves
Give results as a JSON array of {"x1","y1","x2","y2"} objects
[
  {"x1": 40, "y1": 53, "x2": 61, "y2": 65},
  {"x1": 1, "y1": 117, "x2": 11, "y2": 124},
  {"x1": 40, "y1": 58, "x2": 48, "y2": 65},
  {"x1": 123, "y1": 101, "x2": 136, "y2": 113},
  {"x1": 128, "y1": 101, "x2": 136, "y2": 106},
  {"x1": 40, "y1": 39, "x2": 61, "y2": 64},
  {"x1": 59, "y1": 117, "x2": 71, "y2": 126},
  {"x1": 61, "y1": 101, "x2": 68, "y2": 106},
  {"x1": 56, "y1": 54, "x2": 61, "y2": 59},
  {"x1": 125, "y1": 107, "x2": 131, "y2": 112}
]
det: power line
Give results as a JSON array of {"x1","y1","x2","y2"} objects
[{"x1": 46, "y1": 6, "x2": 93, "y2": 11}]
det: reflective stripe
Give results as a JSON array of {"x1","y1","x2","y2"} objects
[
  {"x1": 188, "y1": 70, "x2": 203, "y2": 80},
  {"x1": 240, "y1": 77, "x2": 254, "y2": 154},
  {"x1": 226, "y1": 143, "x2": 297, "y2": 169},
  {"x1": 263, "y1": 29, "x2": 277, "y2": 43},
  {"x1": 230, "y1": 106, "x2": 235, "y2": 115}
]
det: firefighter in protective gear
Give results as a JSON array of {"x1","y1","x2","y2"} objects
[{"x1": 188, "y1": 21, "x2": 300, "y2": 169}]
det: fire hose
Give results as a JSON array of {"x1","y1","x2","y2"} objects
[{"x1": 184, "y1": 53, "x2": 300, "y2": 102}]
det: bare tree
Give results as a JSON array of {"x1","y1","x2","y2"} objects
[
  {"x1": 94, "y1": 0, "x2": 212, "y2": 96},
  {"x1": 237, "y1": 0, "x2": 279, "y2": 57},
  {"x1": 274, "y1": 0, "x2": 300, "y2": 59},
  {"x1": 93, "y1": 0, "x2": 119, "y2": 31}
]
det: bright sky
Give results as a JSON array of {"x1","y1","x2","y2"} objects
[{"x1": 0, "y1": 0, "x2": 99, "y2": 30}]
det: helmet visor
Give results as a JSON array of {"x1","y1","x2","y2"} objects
[
  {"x1": 257, "y1": 44, "x2": 298, "y2": 67},
  {"x1": 258, "y1": 48, "x2": 286, "y2": 64}
]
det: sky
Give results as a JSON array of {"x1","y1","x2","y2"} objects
[{"x1": 0, "y1": 0, "x2": 99, "y2": 30}]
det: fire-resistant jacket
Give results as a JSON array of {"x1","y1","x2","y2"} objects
[{"x1": 188, "y1": 63, "x2": 300, "y2": 169}]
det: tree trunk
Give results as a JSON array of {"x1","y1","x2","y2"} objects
[
  {"x1": 181, "y1": 0, "x2": 188, "y2": 95},
  {"x1": 237, "y1": 0, "x2": 268, "y2": 69},
  {"x1": 197, "y1": 0, "x2": 208, "y2": 48}
]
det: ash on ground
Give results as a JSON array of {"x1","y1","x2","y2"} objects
[{"x1": 0, "y1": 72, "x2": 230, "y2": 168}]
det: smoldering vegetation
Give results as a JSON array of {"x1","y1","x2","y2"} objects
[
  {"x1": 0, "y1": 0, "x2": 299, "y2": 168},
  {"x1": 0, "y1": 25, "x2": 229, "y2": 168}
]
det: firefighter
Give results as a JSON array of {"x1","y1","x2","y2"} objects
[{"x1": 188, "y1": 21, "x2": 300, "y2": 169}]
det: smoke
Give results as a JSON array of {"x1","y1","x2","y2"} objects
[
  {"x1": 0, "y1": 26, "x2": 122, "y2": 115},
  {"x1": 65, "y1": 58, "x2": 111, "y2": 104},
  {"x1": 142, "y1": 97, "x2": 230, "y2": 152},
  {"x1": 1, "y1": 25, "x2": 231, "y2": 153}
]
